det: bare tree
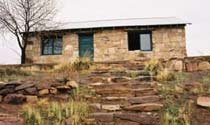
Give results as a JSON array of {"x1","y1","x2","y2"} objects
[{"x1": 0, "y1": 0, "x2": 57, "y2": 64}]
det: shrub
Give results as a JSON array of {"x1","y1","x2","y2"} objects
[
  {"x1": 200, "y1": 76, "x2": 210, "y2": 84},
  {"x1": 144, "y1": 58, "x2": 163, "y2": 76},
  {"x1": 54, "y1": 58, "x2": 92, "y2": 81},
  {"x1": 157, "y1": 69, "x2": 175, "y2": 82}
]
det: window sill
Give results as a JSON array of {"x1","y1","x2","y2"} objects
[{"x1": 41, "y1": 54, "x2": 62, "y2": 56}]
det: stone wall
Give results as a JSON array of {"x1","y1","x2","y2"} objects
[
  {"x1": 26, "y1": 26, "x2": 187, "y2": 64},
  {"x1": 184, "y1": 56, "x2": 210, "y2": 72}
]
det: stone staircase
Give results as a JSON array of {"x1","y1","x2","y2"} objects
[{"x1": 84, "y1": 63, "x2": 163, "y2": 125}]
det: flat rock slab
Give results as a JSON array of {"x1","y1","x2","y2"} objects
[
  {"x1": 123, "y1": 103, "x2": 163, "y2": 112},
  {"x1": 128, "y1": 96, "x2": 160, "y2": 104},
  {"x1": 91, "y1": 113, "x2": 114, "y2": 122},
  {"x1": 115, "y1": 112, "x2": 160, "y2": 125},
  {"x1": 15, "y1": 83, "x2": 35, "y2": 91},
  {"x1": 197, "y1": 97, "x2": 210, "y2": 107},
  {"x1": 0, "y1": 114, "x2": 24, "y2": 125},
  {"x1": 102, "y1": 104, "x2": 121, "y2": 111}
]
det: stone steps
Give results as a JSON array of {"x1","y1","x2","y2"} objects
[
  {"x1": 89, "y1": 112, "x2": 160, "y2": 125},
  {"x1": 86, "y1": 66, "x2": 162, "y2": 125}
]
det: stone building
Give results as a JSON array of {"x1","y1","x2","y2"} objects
[{"x1": 25, "y1": 17, "x2": 190, "y2": 64}]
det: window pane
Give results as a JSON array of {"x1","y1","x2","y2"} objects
[
  {"x1": 140, "y1": 34, "x2": 152, "y2": 51},
  {"x1": 53, "y1": 38, "x2": 62, "y2": 54},
  {"x1": 128, "y1": 32, "x2": 140, "y2": 51},
  {"x1": 42, "y1": 38, "x2": 53, "y2": 55}
]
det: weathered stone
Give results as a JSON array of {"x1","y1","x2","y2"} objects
[
  {"x1": 89, "y1": 103, "x2": 101, "y2": 111},
  {"x1": 115, "y1": 112, "x2": 160, "y2": 125},
  {"x1": 102, "y1": 104, "x2": 121, "y2": 111},
  {"x1": 90, "y1": 82, "x2": 105, "y2": 86},
  {"x1": 83, "y1": 118, "x2": 96, "y2": 125},
  {"x1": 124, "y1": 103, "x2": 163, "y2": 111},
  {"x1": 66, "y1": 81, "x2": 79, "y2": 88},
  {"x1": 0, "y1": 96, "x2": 2, "y2": 102},
  {"x1": 4, "y1": 94, "x2": 26, "y2": 104},
  {"x1": 38, "y1": 89, "x2": 49, "y2": 96},
  {"x1": 49, "y1": 87, "x2": 58, "y2": 94},
  {"x1": 0, "y1": 113, "x2": 24, "y2": 125},
  {"x1": 170, "y1": 60, "x2": 183, "y2": 71},
  {"x1": 128, "y1": 96, "x2": 160, "y2": 104},
  {"x1": 15, "y1": 83, "x2": 34, "y2": 91},
  {"x1": 197, "y1": 97, "x2": 210, "y2": 107},
  {"x1": 132, "y1": 88, "x2": 158, "y2": 97},
  {"x1": 91, "y1": 113, "x2": 114, "y2": 122},
  {"x1": 36, "y1": 83, "x2": 51, "y2": 90},
  {"x1": 25, "y1": 87, "x2": 38, "y2": 95},
  {"x1": 26, "y1": 96, "x2": 38, "y2": 103},
  {"x1": 198, "y1": 61, "x2": 210, "y2": 70},
  {"x1": 0, "y1": 88, "x2": 15, "y2": 95},
  {"x1": 115, "y1": 119, "x2": 139, "y2": 125}
]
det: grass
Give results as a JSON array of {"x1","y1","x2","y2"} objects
[
  {"x1": 157, "y1": 69, "x2": 175, "y2": 82},
  {"x1": 22, "y1": 85, "x2": 93, "y2": 125},
  {"x1": 144, "y1": 58, "x2": 163, "y2": 76},
  {"x1": 53, "y1": 58, "x2": 93, "y2": 83},
  {"x1": 0, "y1": 67, "x2": 31, "y2": 82},
  {"x1": 22, "y1": 99, "x2": 90, "y2": 125}
]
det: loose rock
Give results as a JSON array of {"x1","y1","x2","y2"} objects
[
  {"x1": 4, "y1": 94, "x2": 26, "y2": 104},
  {"x1": 26, "y1": 96, "x2": 38, "y2": 103},
  {"x1": 197, "y1": 97, "x2": 210, "y2": 107},
  {"x1": 38, "y1": 89, "x2": 49, "y2": 96},
  {"x1": 66, "y1": 81, "x2": 79, "y2": 88}
]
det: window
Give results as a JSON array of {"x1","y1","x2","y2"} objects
[
  {"x1": 128, "y1": 31, "x2": 152, "y2": 51},
  {"x1": 41, "y1": 36, "x2": 62, "y2": 55}
]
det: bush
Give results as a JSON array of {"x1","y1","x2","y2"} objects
[
  {"x1": 144, "y1": 58, "x2": 163, "y2": 76},
  {"x1": 54, "y1": 58, "x2": 92, "y2": 81},
  {"x1": 157, "y1": 69, "x2": 175, "y2": 82}
]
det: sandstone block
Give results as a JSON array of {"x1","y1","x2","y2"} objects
[
  {"x1": 66, "y1": 81, "x2": 79, "y2": 88},
  {"x1": 123, "y1": 103, "x2": 163, "y2": 112},
  {"x1": 102, "y1": 104, "x2": 121, "y2": 111},
  {"x1": 15, "y1": 83, "x2": 35, "y2": 91},
  {"x1": 128, "y1": 96, "x2": 160, "y2": 104},
  {"x1": 26, "y1": 96, "x2": 38, "y2": 103},
  {"x1": 197, "y1": 97, "x2": 210, "y2": 107},
  {"x1": 198, "y1": 61, "x2": 210, "y2": 71},
  {"x1": 38, "y1": 89, "x2": 49, "y2": 96},
  {"x1": 115, "y1": 112, "x2": 160, "y2": 125},
  {"x1": 91, "y1": 113, "x2": 114, "y2": 122}
]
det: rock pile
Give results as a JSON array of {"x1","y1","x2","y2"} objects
[{"x1": 0, "y1": 80, "x2": 78, "y2": 104}]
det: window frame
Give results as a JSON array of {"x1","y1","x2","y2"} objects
[
  {"x1": 41, "y1": 35, "x2": 63, "y2": 56},
  {"x1": 128, "y1": 31, "x2": 153, "y2": 52}
]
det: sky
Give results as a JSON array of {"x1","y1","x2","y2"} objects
[{"x1": 0, "y1": 0, "x2": 210, "y2": 64}]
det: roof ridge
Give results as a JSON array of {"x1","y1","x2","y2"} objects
[{"x1": 66, "y1": 17, "x2": 178, "y2": 23}]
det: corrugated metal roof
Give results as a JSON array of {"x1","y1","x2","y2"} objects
[{"x1": 59, "y1": 17, "x2": 190, "y2": 30}]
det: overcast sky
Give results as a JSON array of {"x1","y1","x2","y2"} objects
[{"x1": 0, "y1": 0, "x2": 210, "y2": 64}]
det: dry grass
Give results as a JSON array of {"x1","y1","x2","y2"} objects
[{"x1": 0, "y1": 67, "x2": 31, "y2": 82}]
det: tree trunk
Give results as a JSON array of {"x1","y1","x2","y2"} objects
[{"x1": 21, "y1": 48, "x2": 26, "y2": 64}]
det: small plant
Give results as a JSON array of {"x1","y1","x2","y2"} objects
[
  {"x1": 175, "y1": 72, "x2": 190, "y2": 84},
  {"x1": 144, "y1": 58, "x2": 163, "y2": 76},
  {"x1": 71, "y1": 85, "x2": 95, "y2": 101},
  {"x1": 129, "y1": 71, "x2": 139, "y2": 79},
  {"x1": 157, "y1": 69, "x2": 175, "y2": 82},
  {"x1": 200, "y1": 76, "x2": 210, "y2": 84},
  {"x1": 22, "y1": 99, "x2": 90, "y2": 125},
  {"x1": 72, "y1": 58, "x2": 92, "y2": 72}
]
